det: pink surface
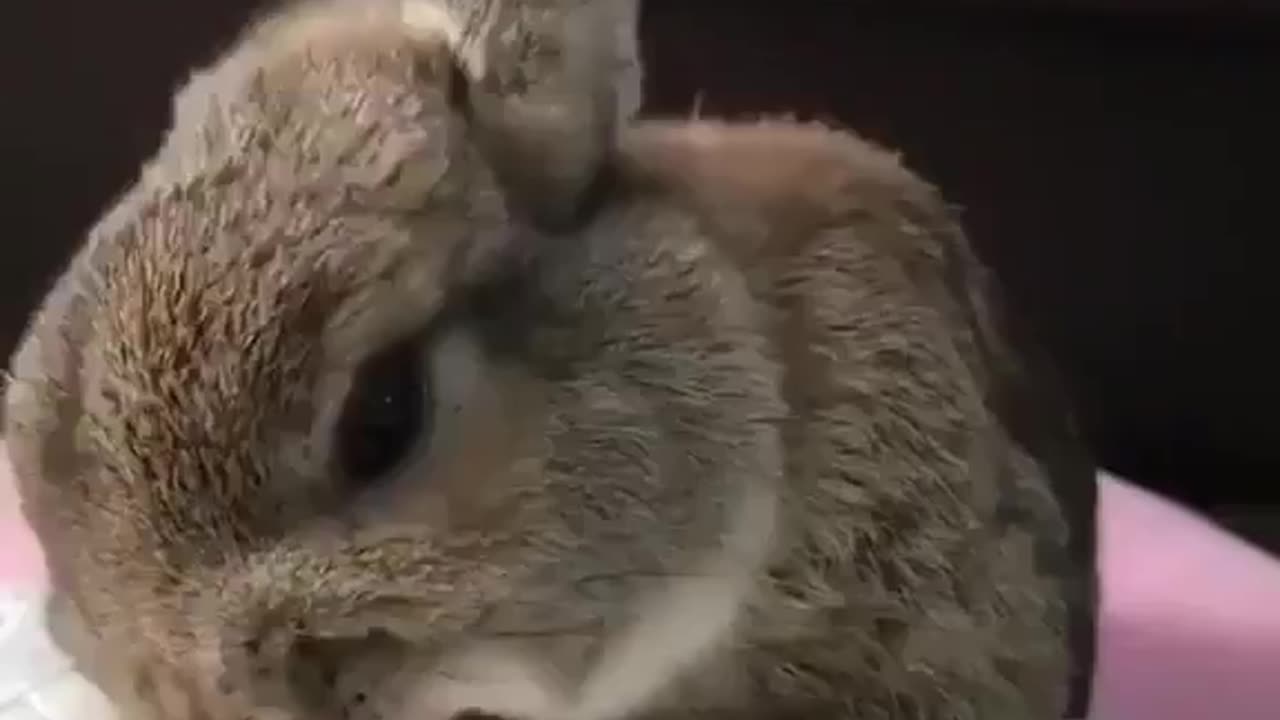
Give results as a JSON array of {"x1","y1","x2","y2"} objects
[
  {"x1": 1094, "y1": 475, "x2": 1280, "y2": 719},
  {"x1": 2, "y1": 446, "x2": 1279, "y2": 718},
  {"x1": 0, "y1": 450, "x2": 46, "y2": 591}
]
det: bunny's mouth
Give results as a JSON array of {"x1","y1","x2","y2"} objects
[
  {"x1": 395, "y1": 482, "x2": 778, "y2": 720},
  {"x1": 391, "y1": 640, "x2": 573, "y2": 720}
]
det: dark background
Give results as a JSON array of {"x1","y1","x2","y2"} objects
[{"x1": 2, "y1": 2, "x2": 1277, "y2": 541}]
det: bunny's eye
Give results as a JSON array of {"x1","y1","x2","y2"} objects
[{"x1": 335, "y1": 335, "x2": 431, "y2": 484}]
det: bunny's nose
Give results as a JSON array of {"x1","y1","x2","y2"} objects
[{"x1": 285, "y1": 630, "x2": 419, "y2": 720}]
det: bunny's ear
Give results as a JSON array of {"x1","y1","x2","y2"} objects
[
  {"x1": 422, "y1": 0, "x2": 642, "y2": 231},
  {"x1": 411, "y1": 0, "x2": 644, "y2": 123}
]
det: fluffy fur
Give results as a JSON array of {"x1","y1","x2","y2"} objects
[{"x1": 3, "y1": 1, "x2": 1095, "y2": 719}]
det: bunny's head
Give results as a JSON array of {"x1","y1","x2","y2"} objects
[{"x1": 4, "y1": 2, "x2": 781, "y2": 719}]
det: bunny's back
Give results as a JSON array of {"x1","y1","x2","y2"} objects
[{"x1": 608, "y1": 118, "x2": 1096, "y2": 717}]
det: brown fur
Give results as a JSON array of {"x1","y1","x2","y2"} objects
[{"x1": 3, "y1": 2, "x2": 1094, "y2": 719}]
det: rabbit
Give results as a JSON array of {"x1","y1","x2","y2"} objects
[{"x1": 2, "y1": 0, "x2": 1096, "y2": 718}]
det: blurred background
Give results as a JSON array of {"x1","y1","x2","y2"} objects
[{"x1": 2, "y1": 1, "x2": 1277, "y2": 549}]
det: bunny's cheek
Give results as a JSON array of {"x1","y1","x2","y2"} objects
[{"x1": 417, "y1": 342, "x2": 551, "y2": 533}]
